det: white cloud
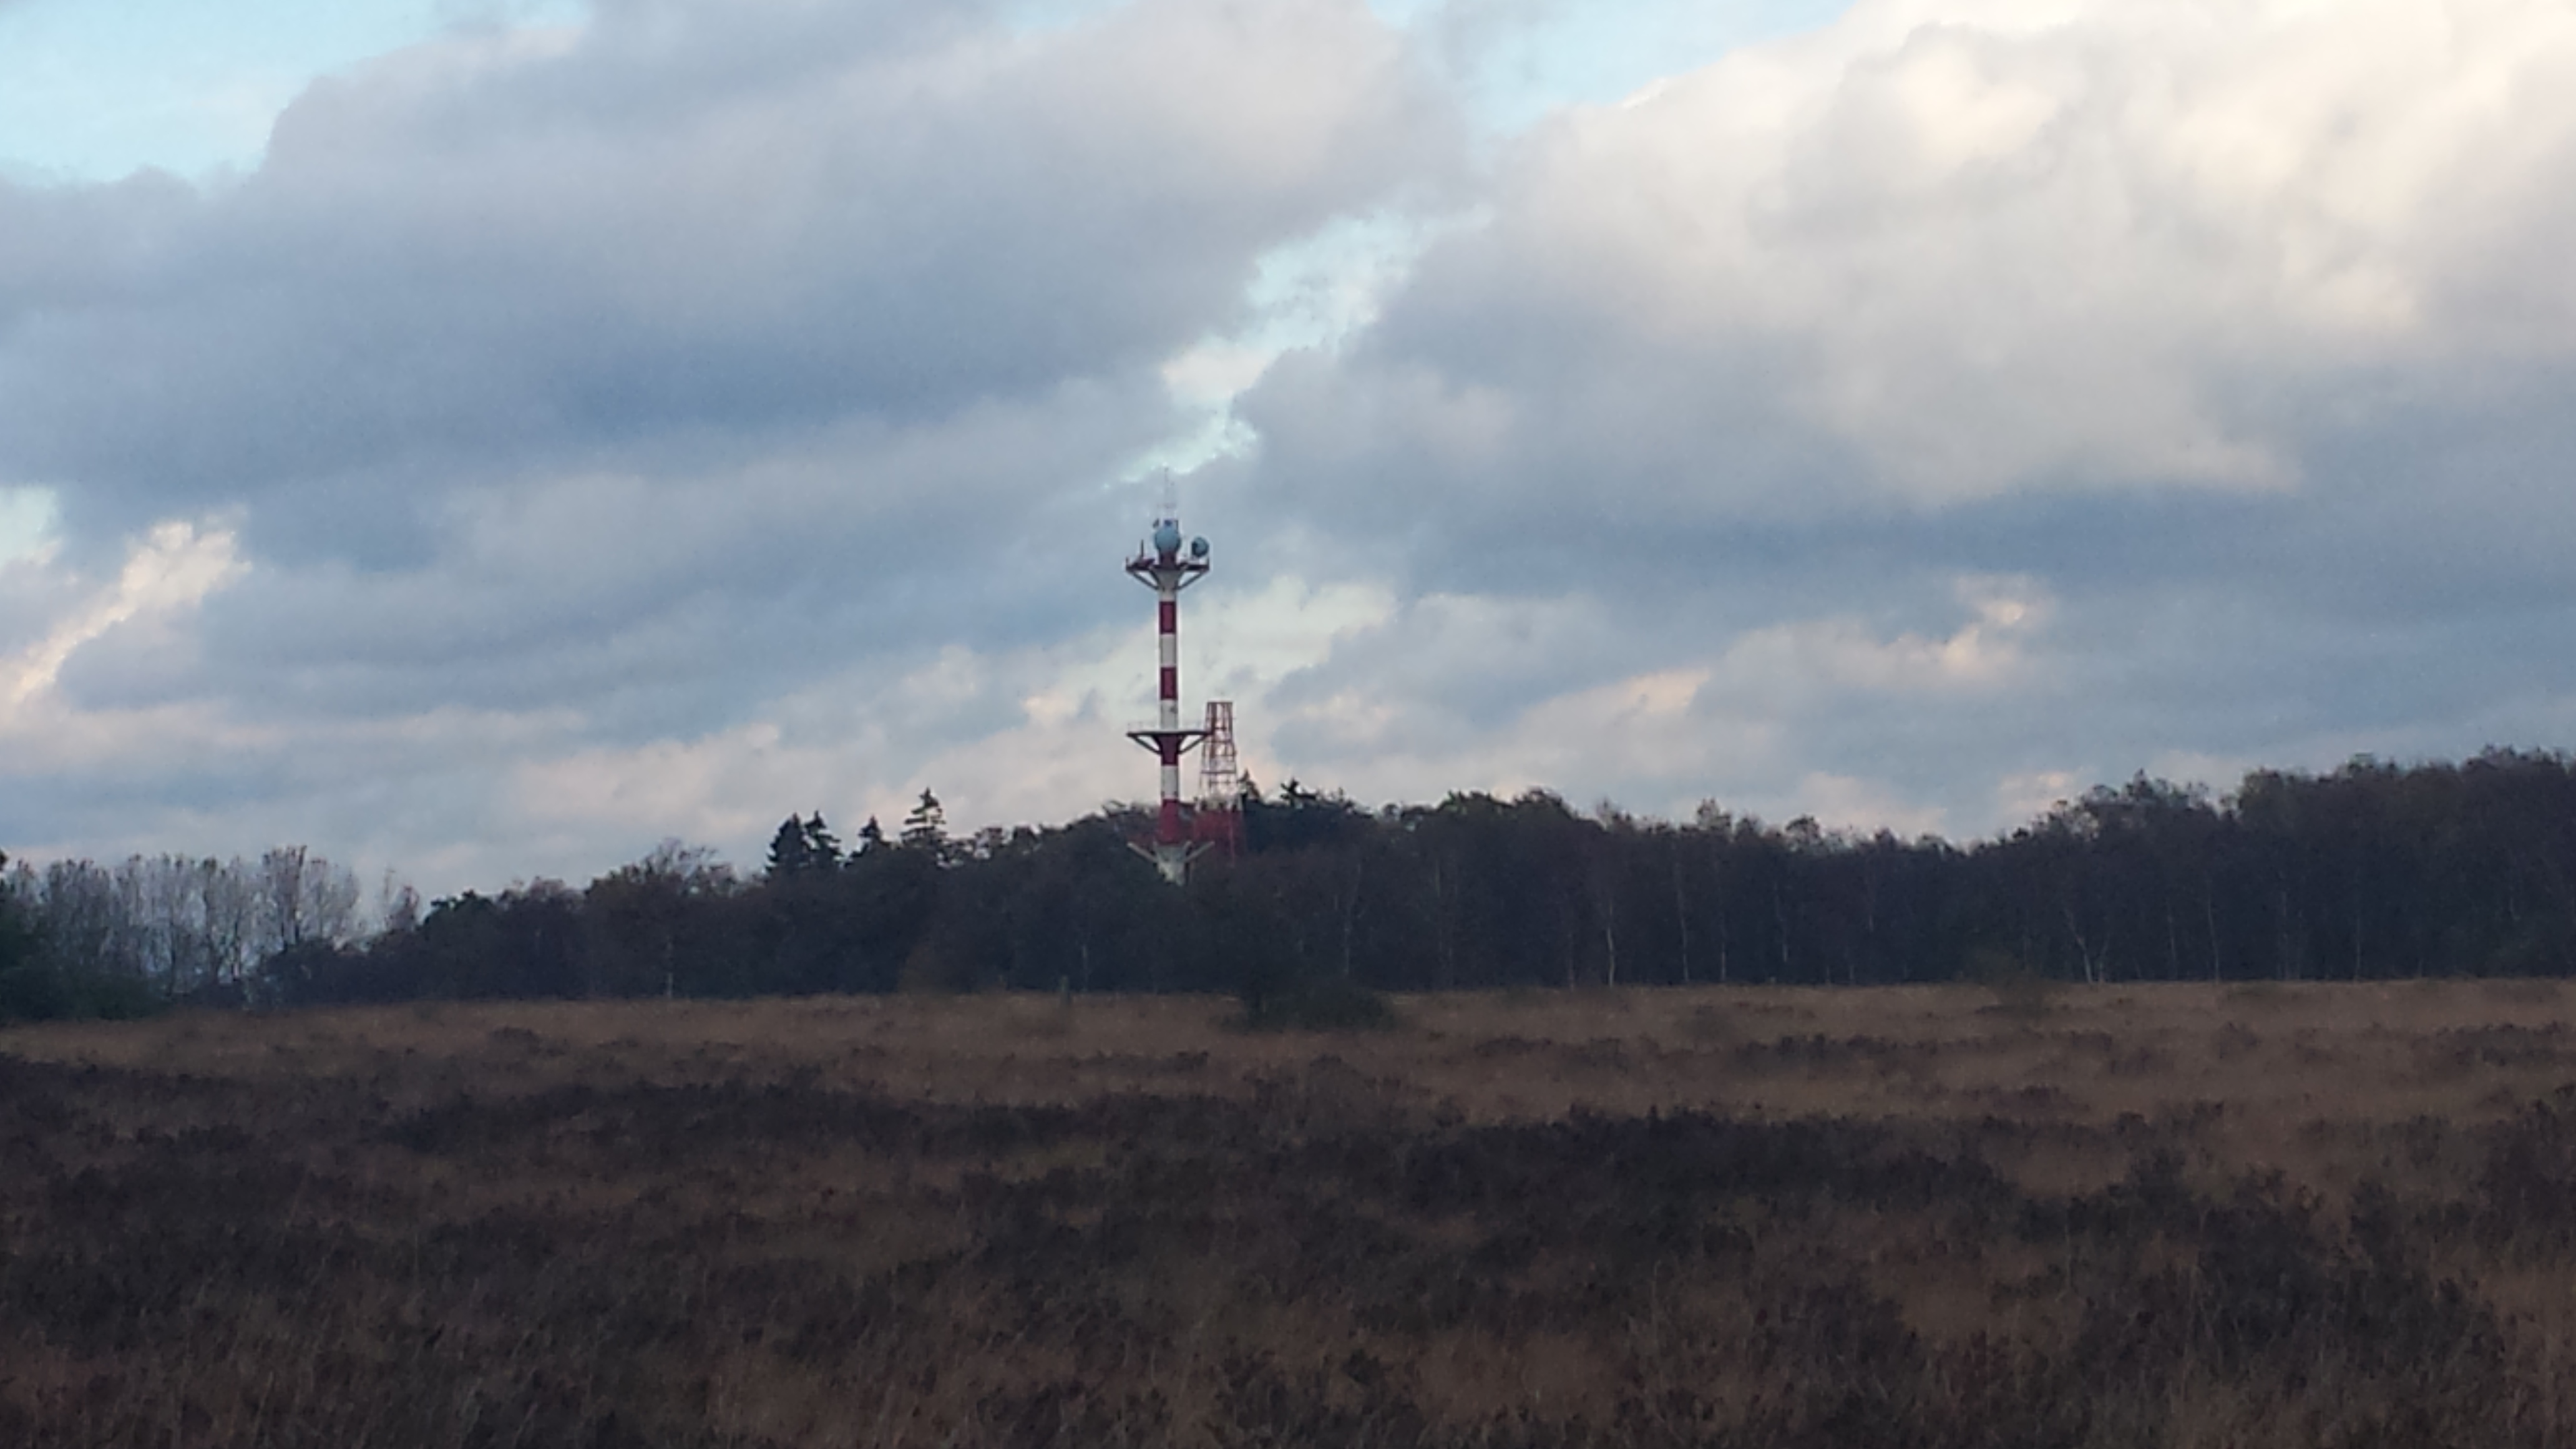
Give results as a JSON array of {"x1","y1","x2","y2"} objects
[
  {"x1": 1195, "y1": 0, "x2": 2576, "y2": 848},
  {"x1": 1254, "y1": 0, "x2": 2576, "y2": 520},
  {"x1": 494, "y1": 567, "x2": 1399, "y2": 877},
  {"x1": 1241, "y1": 577, "x2": 2046, "y2": 827},
  {"x1": 1993, "y1": 768, "x2": 2077, "y2": 825},
  {"x1": 2, "y1": 518, "x2": 243, "y2": 715},
  {"x1": 1791, "y1": 771, "x2": 1948, "y2": 838},
  {"x1": 1707, "y1": 575, "x2": 2044, "y2": 700}
]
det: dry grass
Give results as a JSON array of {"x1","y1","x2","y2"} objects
[
  {"x1": 5, "y1": 980, "x2": 2576, "y2": 1447},
  {"x1": 19, "y1": 979, "x2": 2570, "y2": 1158}
]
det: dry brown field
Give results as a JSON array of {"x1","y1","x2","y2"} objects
[{"x1": 6, "y1": 980, "x2": 2576, "y2": 1447}]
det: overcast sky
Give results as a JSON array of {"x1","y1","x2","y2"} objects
[{"x1": 7, "y1": 0, "x2": 2576, "y2": 895}]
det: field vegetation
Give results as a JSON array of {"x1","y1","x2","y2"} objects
[{"x1": 7, "y1": 981, "x2": 2576, "y2": 1446}]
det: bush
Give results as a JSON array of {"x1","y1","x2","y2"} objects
[
  {"x1": 0, "y1": 959, "x2": 70, "y2": 1025},
  {"x1": 1968, "y1": 948, "x2": 2059, "y2": 1018},
  {"x1": 1236, "y1": 974, "x2": 1399, "y2": 1032},
  {"x1": 66, "y1": 971, "x2": 168, "y2": 1022},
  {"x1": 0, "y1": 962, "x2": 165, "y2": 1025}
]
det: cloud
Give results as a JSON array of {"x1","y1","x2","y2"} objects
[
  {"x1": 1233, "y1": 573, "x2": 2047, "y2": 829},
  {"x1": 0, "y1": 0, "x2": 1461, "y2": 888},
  {"x1": 1245, "y1": 0, "x2": 2576, "y2": 537},
  {"x1": 15, "y1": 0, "x2": 2576, "y2": 890},
  {"x1": 0, "y1": 0, "x2": 1456, "y2": 543},
  {"x1": 1206, "y1": 0, "x2": 2576, "y2": 835},
  {"x1": 1, "y1": 517, "x2": 243, "y2": 718}
]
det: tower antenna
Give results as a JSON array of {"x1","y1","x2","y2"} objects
[
  {"x1": 1123, "y1": 474, "x2": 1214, "y2": 884},
  {"x1": 1196, "y1": 699, "x2": 1243, "y2": 863}
]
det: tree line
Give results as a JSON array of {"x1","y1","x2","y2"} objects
[
  {"x1": 0, "y1": 847, "x2": 368, "y2": 1020},
  {"x1": 10, "y1": 751, "x2": 2576, "y2": 1020}
]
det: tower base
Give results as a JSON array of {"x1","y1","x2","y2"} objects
[{"x1": 1129, "y1": 838, "x2": 1209, "y2": 886}]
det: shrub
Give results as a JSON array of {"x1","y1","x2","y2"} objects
[
  {"x1": 1236, "y1": 974, "x2": 1399, "y2": 1032},
  {"x1": 0, "y1": 962, "x2": 165, "y2": 1025},
  {"x1": 64, "y1": 971, "x2": 166, "y2": 1022},
  {"x1": 0, "y1": 958, "x2": 70, "y2": 1025},
  {"x1": 1968, "y1": 948, "x2": 2059, "y2": 1018}
]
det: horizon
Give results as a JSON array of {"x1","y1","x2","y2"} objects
[{"x1": 12, "y1": 744, "x2": 2557, "y2": 901}]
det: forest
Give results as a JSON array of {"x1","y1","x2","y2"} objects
[{"x1": 10, "y1": 748, "x2": 2576, "y2": 1020}]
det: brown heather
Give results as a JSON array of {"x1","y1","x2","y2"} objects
[{"x1": 6, "y1": 981, "x2": 2576, "y2": 1446}]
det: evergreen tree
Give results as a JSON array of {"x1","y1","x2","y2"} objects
[
  {"x1": 803, "y1": 813, "x2": 844, "y2": 869},
  {"x1": 766, "y1": 813, "x2": 848, "y2": 880},
  {"x1": 765, "y1": 815, "x2": 816, "y2": 880},
  {"x1": 900, "y1": 789, "x2": 949, "y2": 857}
]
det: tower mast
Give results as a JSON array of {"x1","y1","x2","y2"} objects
[{"x1": 1125, "y1": 490, "x2": 1212, "y2": 884}]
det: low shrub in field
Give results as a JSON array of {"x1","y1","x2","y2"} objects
[
  {"x1": 1235, "y1": 974, "x2": 1400, "y2": 1032},
  {"x1": 14, "y1": 989, "x2": 2576, "y2": 1448},
  {"x1": 6, "y1": 1046, "x2": 2569, "y2": 1448},
  {"x1": 1968, "y1": 948, "x2": 2060, "y2": 1018}
]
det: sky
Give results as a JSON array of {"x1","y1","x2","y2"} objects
[{"x1": 6, "y1": 0, "x2": 2576, "y2": 897}]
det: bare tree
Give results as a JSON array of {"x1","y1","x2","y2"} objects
[
  {"x1": 202, "y1": 860, "x2": 260, "y2": 989},
  {"x1": 378, "y1": 870, "x2": 422, "y2": 935},
  {"x1": 259, "y1": 846, "x2": 313, "y2": 957}
]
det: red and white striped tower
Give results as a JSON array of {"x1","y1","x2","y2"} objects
[{"x1": 1125, "y1": 506, "x2": 1211, "y2": 884}]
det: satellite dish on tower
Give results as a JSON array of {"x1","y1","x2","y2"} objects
[{"x1": 1124, "y1": 469, "x2": 1218, "y2": 885}]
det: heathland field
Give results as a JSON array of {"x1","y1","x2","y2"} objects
[{"x1": 7, "y1": 982, "x2": 2576, "y2": 1447}]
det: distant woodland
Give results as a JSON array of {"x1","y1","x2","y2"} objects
[{"x1": 12, "y1": 750, "x2": 2576, "y2": 1020}]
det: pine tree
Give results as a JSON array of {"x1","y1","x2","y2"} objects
[
  {"x1": 765, "y1": 815, "x2": 815, "y2": 881},
  {"x1": 802, "y1": 813, "x2": 844, "y2": 870},
  {"x1": 900, "y1": 789, "x2": 949, "y2": 856}
]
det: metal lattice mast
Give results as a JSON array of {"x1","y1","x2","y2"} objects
[
  {"x1": 1199, "y1": 701, "x2": 1237, "y2": 804},
  {"x1": 1195, "y1": 699, "x2": 1242, "y2": 863}
]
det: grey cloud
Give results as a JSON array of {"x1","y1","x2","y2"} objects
[
  {"x1": 1, "y1": 0, "x2": 1463, "y2": 887},
  {"x1": 7, "y1": 0, "x2": 1455, "y2": 653},
  {"x1": 0, "y1": 0, "x2": 1458, "y2": 547},
  {"x1": 59, "y1": 371, "x2": 1177, "y2": 731},
  {"x1": 29, "y1": 0, "x2": 2576, "y2": 889}
]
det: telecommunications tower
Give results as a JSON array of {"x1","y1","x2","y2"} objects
[
  {"x1": 1125, "y1": 492, "x2": 1214, "y2": 884},
  {"x1": 1198, "y1": 699, "x2": 1243, "y2": 862}
]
